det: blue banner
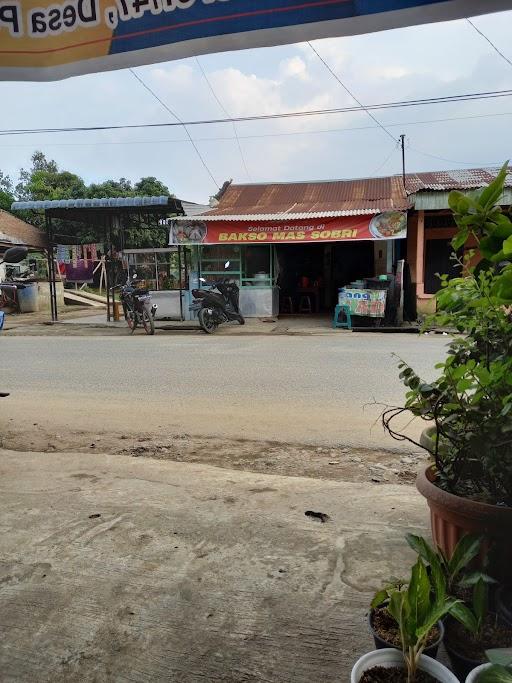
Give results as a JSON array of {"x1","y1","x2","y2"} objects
[{"x1": 0, "y1": 0, "x2": 508, "y2": 81}]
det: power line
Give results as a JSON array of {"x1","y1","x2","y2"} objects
[
  {"x1": 0, "y1": 110, "x2": 510, "y2": 149},
  {"x1": 195, "y1": 57, "x2": 251, "y2": 180},
  {"x1": 129, "y1": 67, "x2": 220, "y2": 189},
  {"x1": 409, "y1": 145, "x2": 501, "y2": 166},
  {"x1": 0, "y1": 112, "x2": 512, "y2": 149},
  {"x1": 466, "y1": 19, "x2": 512, "y2": 70},
  {"x1": 307, "y1": 41, "x2": 397, "y2": 143},
  {"x1": 370, "y1": 142, "x2": 400, "y2": 176},
  {"x1": 2, "y1": 88, "x2": 512, "y2": 137}
]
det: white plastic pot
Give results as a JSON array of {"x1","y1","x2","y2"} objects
[
  {"x1": 465, "y1": 664, "x2": 491, "y2": 682},
  {"x1": 351, "y1": 648, "x2": 459, "y2": 683}
]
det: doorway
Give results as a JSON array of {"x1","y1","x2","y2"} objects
[{"x1": 276, "y1": 241, "x2": 375, "y2": 315}]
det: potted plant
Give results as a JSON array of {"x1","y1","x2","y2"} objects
[
  {"x1": 444, "y1": 577, "x2": 512, "y2": 680},
  {"x1": 369, "y1": 577, "x2": 445, "y2": 659},
  {"x1": 352, "y1": 557, "x2": 459, "y2": 682},
  {"x1": 466, "y1": 648, "x2": 512, "y2": 682},
  {"x1": 383, "y1": 164, "x2": 512, "y2": 584}
]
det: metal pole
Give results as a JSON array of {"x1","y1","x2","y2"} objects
[
  {"x1": 104, "y1": 219, "x2": 111, "y2": 322},
  {"x1": 47, "y1": 214, "x2": 58, "y2": 322},
  {"x1": 400, "y1": 134, "x2": 406, "y2": 190},
  {"x1": 178, "y1": 245, "x2": 183, "y2": 321}
]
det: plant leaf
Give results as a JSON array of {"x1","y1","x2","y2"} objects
[
  {"x1": 371, "y1": 589, "x2": 390, "y2": 609},
  {"x1": 486, "y1": 650, "x2": 512, "y2": 667},
  {"x1": 480, "y1": 162, "x2": 509, "y2": 209},
  {"x1": 474, "y1": 578, "x2": 488, "y2": 628},
  {"x1": 408, "y1": 558, "x2": 431, "y2": 627},
  {"x1": 449, "y1": 601, "x2": 479, "y2": 634},
  {"x1": 477, "y1": 665, "x2": 512, "y2": 683},
  {"x1": 416, "y1": 597, "x2": 460, "y2": 641},
  {"x1": 447, "y1": 534, "x2": 482, "y2": 583}
]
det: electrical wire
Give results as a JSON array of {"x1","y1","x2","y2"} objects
[
  {"x1": 409, "y1": 145, "x2": 501, "y2": 166},
  {"x1": 2, "y1": 89, "x2": 512, "y2": 137},
  {"x1": 466, "y1": 19, "x2": 512, "y2": 70},
  {"x1": 370, "y1": 142, "x2": 400, "y2": 176},
  {"x1": 195, "y1": 57, "x2": 251, "y2": 180},
  {"x1": 129, "y1": 67, "x2": 220, "y2": 189},
  {"x1": 306, "y1": 41, "x2": 397, "y2": 143},
  {"x1": 0, "y1": 111, "x2": 510, "y2": 149}
]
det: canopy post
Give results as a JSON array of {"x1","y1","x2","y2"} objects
[{"x1": 46, "y1": 213, "x2": 58, "y2": 322}]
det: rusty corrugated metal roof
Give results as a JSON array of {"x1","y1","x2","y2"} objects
[
  {"x1": 202, "y1": 176, "x2": 409, "y2": 220},
  {"x1": 0, "y1": 210, "x2": 47, "y2": 250},
  {"x1": 405, "y1": 166, "x2": 512, "y2": 194}
]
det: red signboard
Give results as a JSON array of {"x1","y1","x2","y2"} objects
[{"x1": 170, "y1": 212, "x2": 407, "y2": 245}]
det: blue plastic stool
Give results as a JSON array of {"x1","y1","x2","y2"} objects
[{"x1": 332, "y1": 304, "x2": 352, "y2": 329}]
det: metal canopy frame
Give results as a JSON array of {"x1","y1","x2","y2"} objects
[{"x1": 14, "y1": 197, "x2": 185, "y2": 323}]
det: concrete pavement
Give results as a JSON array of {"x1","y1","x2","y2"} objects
[{"x1": 0, "y1": 449, "x2": 427, "y2": 683}]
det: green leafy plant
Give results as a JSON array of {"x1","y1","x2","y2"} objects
[
  {"x1": 383, "y1": 163, "x2": 512, "y2": 506},
  {"x1": 405, "y1": 533, "x2": 484, "y2": 594},
  {"x1": 449, "y1": 576, "x2": 494, "y2": 638},
  {"x1": 379, "y1": 557, "x2": 459, "y2": 682},
  {"x1": 478, "y1": 649, "x2": 512, "y2": 682}
]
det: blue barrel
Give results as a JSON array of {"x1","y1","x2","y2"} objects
[{"x1": 17, "y1": 283, "x2": 38, "y2": 313}]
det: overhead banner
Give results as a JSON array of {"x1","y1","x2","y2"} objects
[
  {"x1": 0, "y1": 0, "x2": 508, "y2": 81},
  {"x1": 169, "y1": 211, "x2": 407, "y2": 244}
]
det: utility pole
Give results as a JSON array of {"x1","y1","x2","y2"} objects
[{"x1": 400, "y1": 134, "x2": 406, "y2": 189}]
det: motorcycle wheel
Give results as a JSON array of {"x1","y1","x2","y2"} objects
[
  {"x1": 142, "y1": 306, "x2": 155, "y2": 335},
  {"x1": 125, "y1": 303, "x2": 137, "y2": 333},
  {"x1": 198, "y1": 308, "x2": 218, "y2": 334}
]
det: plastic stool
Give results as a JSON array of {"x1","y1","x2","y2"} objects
[
  {"x1": 333, "y1": 304, "x2": 352, "y2": 329},
  {"x1": 299, "y1": 295, "x2": 312, "y2": 314},
  {"x1": 281, "y1": 296, "x2": 294, "y2": 314}
]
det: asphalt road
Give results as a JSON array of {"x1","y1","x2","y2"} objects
[{"x1": 1, "y1": 333, "x2": 448, "y2": 448}]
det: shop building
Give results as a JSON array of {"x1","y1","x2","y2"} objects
[
  {"x1": 405, "y1": 166, "x2": 512, "y2": 316},
  {"x1": 172, "y1": 176, "x2": 409, "y2": 323},
  {"x1": 170, "y1": 166, "x2": 511, "y2": 323}
]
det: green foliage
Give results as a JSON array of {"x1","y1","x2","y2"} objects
[
  {"x1": 384, "y1": 163, "x2": 512, "y2": 507},
  {"x1": 405, "y1": 533, "x2": 484, "y2": 594},
  {"x1": 478, "y1": 649, "x2": 512, "y2": 682},
  {"x1": 449, "y1": 576, "x2": 493, "y2": 637},
  {"x1": 4, "y1": 152, "x2": 174, "y2": 248},
  {"x1": 382, "y1": 558, "x2": 459, "y2": 682}
]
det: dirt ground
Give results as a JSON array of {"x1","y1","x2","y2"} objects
[{"x1": 2, "y1": 424, "x2": 426, "y2": 486}]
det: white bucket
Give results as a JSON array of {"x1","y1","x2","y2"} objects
[
  {"x1": 465, "y1": 664, "x2": 491, "y2": 682},
  {"x1": 351, "y1": 649, "x2": 459, "y2": 683}
]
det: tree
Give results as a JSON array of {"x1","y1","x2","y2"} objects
[
  {"x1": 0, "y1": 171, "x2": 14, "y2": 212},
  {"x1": 8, "y1": 151, "x2": 174, "y2": 247}
]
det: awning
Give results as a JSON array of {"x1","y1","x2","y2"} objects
[
  {"x1": 0, "y1": 1, "x2": 508, "y2": 81},
  {"x1": 169, "y1": 212, "x2": 407, "y2": 245}
]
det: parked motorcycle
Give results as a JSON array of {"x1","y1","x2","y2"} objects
[
  {"x1": 190, "y1": 262, "x2": 245, "y2": 334},
  {"x1": 1, "y1": 246, "x2": 29, "y2": 397},
  {"x1": 112, "y1": 273, "x2": 157, "y2": 335}
]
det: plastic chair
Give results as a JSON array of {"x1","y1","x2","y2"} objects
[
  {"x1": 299, "y1": 295, "x2": 312, "y2": 314},
  {"x1": 333, "y1": 304, "x2": 352, "y2": 329}
]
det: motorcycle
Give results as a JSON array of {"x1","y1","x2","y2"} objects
[
  {"x1": 1, "y1": 245, "x2": 29, "y2": 397},
  {"x1": 190, "y1": 261, "x2": 245, "y2": 334},
  {"x1": 111, "y1": 273, "x2": 158, "y2": 335}
]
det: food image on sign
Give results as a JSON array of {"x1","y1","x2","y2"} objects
[
  {"x1": 369, "y1": 212, "x2": 407, "y2": 239},
  {"x1": 339, "y1": 289, "x2": 387, "y2": 318},
  {"x1": 170, "y1": 220, "x2": 208, "y2": 244}
]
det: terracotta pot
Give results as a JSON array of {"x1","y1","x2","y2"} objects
[{"x1": 416, "y1": 465, "x2": 512, "y2": 584}]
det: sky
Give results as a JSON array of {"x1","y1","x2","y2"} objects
[{"x1": 1, "y1": 8, "x2": 511, "y2": 204}]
